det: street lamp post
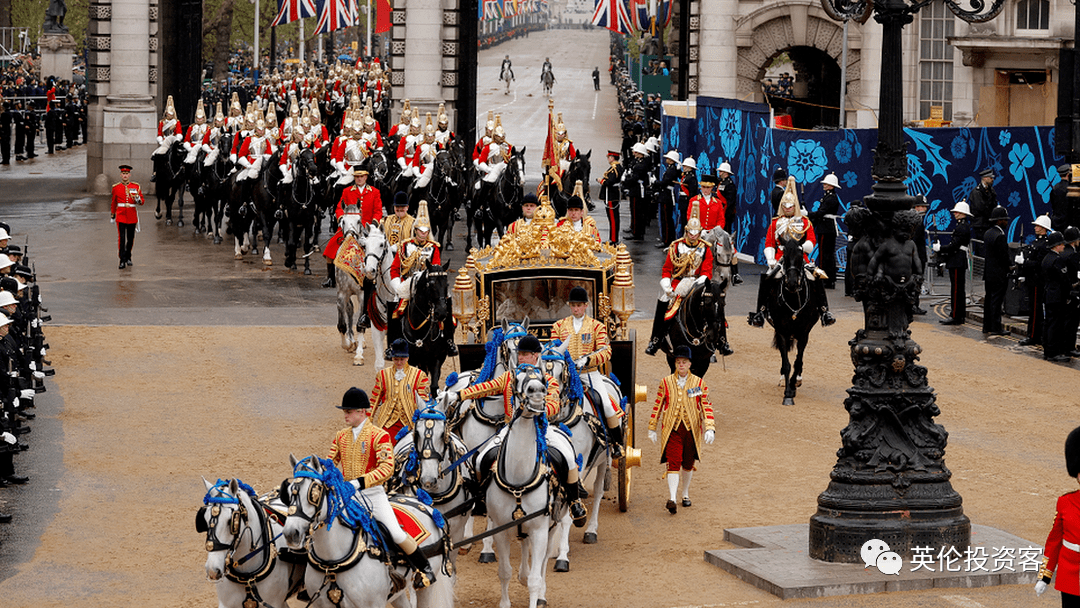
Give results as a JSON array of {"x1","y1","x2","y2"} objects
[{"x1": 809, "y1": 0, "x2": 1005, "y2": 564}]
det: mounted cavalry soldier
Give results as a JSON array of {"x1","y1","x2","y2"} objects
[
  {"x1": 359, "y1": 111, "x2": 384, "y2": 156},
  {"x1": 278, "y1": 123, "x2": 306, "y2": 186},
  {"x1": 548, "y1": 113, "x2": 576, "y2": 182},
  {"x1": 412, "y1": 116, "x2": 443, "y2": 189},
  {"x1": 749, "y1": 177, "x2": 836, "y2": 328},
  {"x1": 201, "y1": 102, "x2": 228, "y2": 167},
  {"x1": 152, "y1": 95, "x2": 182, "y2": 158},
  {"x1": 557, "y1": 181, "x2": 602, "y2": 244},
  {"x1": 370, "y1": 339, "x2": 432, "y2": 443},
  {"x1": 279, "y1": 94, "x2": 302, "y2": 143},
  {"x1": 396, "y1": 116, "x2": 423, "y2": 176},
  {"x1": 476, "y1": 116, "x2": 512, "y2": 198},
  {"x1": 235, "y1": 119, "x2": 275, "y2": 182},
  {"x1": 387, "y1": 99, "x2": 413, "y2": 141},
  {"x1": 446, "y1": 334, "x2": 588, "y2": 527},
  {"x1": 182, "y1": 99, "x2": 209, "y2": 165},
  {"x1": 551, "y1": 287, "x2": 625, "y2": 457},
  {"x1": 433, "y1": 103, "x2": 454, "y2": 147},
  {"x1": 647, "y1": 345, "x2": 715, "y2": 514},
  {"x1": 323, "y1": 163, "x2": 383, "y2": 288},
  {"x1": 645, "y1": 202, "x2": 714, "y2": 356},
  {"x1": 329, "y1": 387, "x2": 438, "y2": 588},
  {"x1": 388, "y1": 202, "x2": 457, "y2": 355},
  {"x1": 304, "y1": 101, "x2": 329, "y2": 151},
  {"x1": 225, "y1": 92, "x2": 243, "y2": 133},
  {"x1": 472, "y1": 111, "x2": 495, "y2": 167}
]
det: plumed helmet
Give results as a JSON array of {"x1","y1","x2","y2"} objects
[
  {"x1": 213, "y1": 101, "x2": 226, "y2": 126},
  {"x1": 685, "y1": 200, "x2": 702, "y2": 234},
  {"x1": 780, "y1": 177, "x2": 803, "y2": 217},
  {"x1": 409, "y1": 116, "x2": 422, "y2": 135},
  {"x1": 399, "y1": 99, "x2": 412, "y2": 123},
  {"x1": 517, "y1": 334, "x2": 542, "y2": 353},
  {"x1": 424, "y1": 112, "x2": 435, "y2": 136},
  {"x1": 194, "y1": 98, "x2": 207, "y2": 123},
  {"x1": 164, "y1": 94, "x2": 176, "y2": 119},
  {"x1": 554, "y1": 112, "x2": 566, "y2": 136},
  {"x1": 414, "y1": 200, "x2": 431, "y2": 231},
  {"x1": 485, "y1": 110, "x2": 495, "y2": 134},
  {"x1": 437, "y1": 103, "x2": 448, "y2": 128},
  {"x1": 338, "y1": 387, "x2": 370, "y2": 410}
]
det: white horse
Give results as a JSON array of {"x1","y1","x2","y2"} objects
[
  {"x1": 442, "y1": 319, "x2": 532, "y2": 563},
  {"x1": 335, "y1": 219, "x2": 391, "y2": 368},
  {"x1": 540, "y1": 340, "x2": 616, "y2": 571},
  {"x1": 359, "y1": 223, "x2": 395, "y2": 369},
  {"x1": 390, "y1": 400, "x2": 475, "y2": 566},
  {"x1": 281, "y1": 455, "x2": 454, "y2": 608},
  {"x1": 482, "y1": 365, "x2": 569, "y2": 608},
  {"x1": 198, "y1": 478, "x2": 305, "y2": 608}
]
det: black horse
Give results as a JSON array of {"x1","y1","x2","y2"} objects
[
  {"x1": 549, "y1": 151, "x2": 593, "y2": 217},
  {"x1": 764, "y1": 235, "x2": 827, "y2": 406},
  {"x1": 467, "y1": 146, "x2": 525, "y2": 250},
  {"x1": 419, "y1": 149, "x2": 465, "y2": 251},
  {"x1": 656, "y1": 278, "x2": 728, "y2": 377},
  {"x1": 402, "y1": 260, "x2": 455, "y2": 389},
  {"x1": 283, "y1": 148, "x2": 321, "y2": 274},
  {"x1": 201, "y1": 133, "x2": 233, "y2": 245},
  {"x1": 153, "y1": 140, "x2": 187, "y2": 226}
]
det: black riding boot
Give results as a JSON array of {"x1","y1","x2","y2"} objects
[
  {"x1": 606, "y1": 423, "x2": 625, "y2": 459},
  {"x1": 718, "y1": 311, "x2": 735, "y2": 356},
  {"x1": 358, "y1": 279, "x2": 373, "y2": 328},
  {"x1": 322, "y1": 262, "x2": 336, "y2": 288},
  {"x1": 644, "y1": 300, "x2": 667, "y2": 356},
  {"x1": 748, "y1": 274, "x2": 769, "y2": 327},
  {"x1": 568, "y1": 482, "x2": 588, "y2": 528},
  {"x1": 445, "y1": 299, "x2": 459, "y2": 356},
  {"x1": 813, "y1": 279, "x2": 836, "y2": 326},
  {"x1": 405, "y1": 547, "x2": 437, "y2": 589}
]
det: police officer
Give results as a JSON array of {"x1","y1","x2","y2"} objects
[
  {"x1": 808, "y1": 173, "x2": 841, "y2": 289},
  {"x1": 770, "y1": 167, "x2": 788, "y2": 215},
  {"x1": 1019, "y1": 215, "x2": 1053, "y2": 346},
  {"x1": 717, "y1": 162, "x2": 737, "y2": 235},
  {"x1": 934, "y1": 201, "x2": 972, "y2": 325},
  {"x1": 968, "y1": 168, "x2": 997, "y2": 256},
  {"x1": 653, "y1": 150, "x2": 682, "y2": 248},
  {"x1": 623, "y1": 142, "x2": 650, "y2": 241},
  {"x1": 1041, "y1": 231, "x2": 1071, "y2": 362},
  {"x1": 981, "y1": 206, "x2": 1011, "y2": 336}
]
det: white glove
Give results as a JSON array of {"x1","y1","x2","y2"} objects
[
  {"x1": 674, "y1": 278, "x2": 695, "y2": 297},
  {"x1": 763, "y1": 247, "x2": 776, "y2": 263},
  {"x1": 110, "y1": 217, "x2": 116, "y2": 224},
  {"x1": 32, "y1": 371, "x2": 44, "y2": 380},
  {"x1": 445, "y1": 391, "x2": 459, "y2": 406},
  {"x1": 0, "y1": 432, "x2": 15, "y2": 445},
  {"x1": 704, "y1": 430, "x2": 715, "y2": 445},
  {"x1": 574, "y1": 357, "x2": 588, "y2": 369},
  {"x1": 1036, "y1": 580, "x2": 1048, "y2": 596},
  {"x1": 478, "y1": 162, "x2": 491, "y2": 173},
  {"x1": 397, "y1": 157, "x2": 408, "y2": 171},
  {"x1": 660, "y1": 277, "x2": 672, "y2": 293},
  {"x1": 156, "y1": 135, "x2": 164, "y2": 145},
  {"x1": 349, "y1": 479, "x2": 362, "y2": 492},
  {"x1": 20, "y1": 389, "x2": 34, "y2": 400},
  {"x1": 1015, "y1": 253, "x2": 1025, "y2": 265},
  {"x1": 932, "y1": 241, "x2": 941, "y2": 252},
  {"x1": 648, "y1": 430, "x2": 657, "y2": 444},
  {"x1": 29, "y1": 362, "x2": 35, "y2": 371}
]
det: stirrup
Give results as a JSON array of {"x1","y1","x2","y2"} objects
[{"x1": 820, "y1": 310, "x2": 836, "y2": 326}]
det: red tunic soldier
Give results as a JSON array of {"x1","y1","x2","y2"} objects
[
  {"x1": 1038, "y1": 425, "x2": 1080, "y2": 603},
  {"x1": 322, "y1": 164, "x2": 383, "y2": 287},
  {"x1": 110, "y1": 165, "x2": 144, "y2": 269}
]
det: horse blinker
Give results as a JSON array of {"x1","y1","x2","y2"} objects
[{"x1": 195, "y1": 506, "x2": 209, "y2": 533}]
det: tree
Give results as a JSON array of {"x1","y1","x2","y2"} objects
[{"x1": 204, "y1": 0, "x2": 235, "y2": 81}]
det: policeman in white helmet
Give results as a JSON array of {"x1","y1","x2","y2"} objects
[
  {"x1": 1016, "y1": 214, "x2": 1054, "y2": 344},
  {"x1": 933, "y1": 200, "x2": 973, "y2": 325}
]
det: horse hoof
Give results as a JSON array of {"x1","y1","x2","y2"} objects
[
  {"x1": 478, "y1": 552, "x2": 497, "y2": 564},
  {"x1": 795, "y1": 376, "x2": 803, "y2": 387},
  {"x1": 178, "y1": 219, "x2": 184, "y2": 227},
  {"x1": 447, "y1": 242, "x2": 454, "y2": 251},
  {"x1": 353, "y1": 359, "x2": 364, "y2": 366},
  {"x1": 583, "y1": 532, "x2": 597, "y2": 544},
  {"x1": 303, "y1": 268, "x2": 312, "y2": 276},
  {"x1": 234, "y1": 253, "x2": 243, "y2": 260},
  {"x1": 264, "y1": 260, "x2": 272, "y2": 266},
  {"x1": 165, "y1": 219, "x2": 172, "y2": 226},
  {"x1": 458, "y1": 547, "x2": 471, "y2": 556},
  {"x1": 155, "y1": 211, "x2": 162, "y2": 220},
  {"x1": 537, "y1": 601, "x2": 547, "y2": 608},
  {"x1": 214, "y1": 237, "x2": 222, "y2": 245},
  {"x1": 782, "y1": 397, "x2": 795, "y2": 406},
  {"x1": 554, "y1": 560, "x2": 570, "y2": 572}
]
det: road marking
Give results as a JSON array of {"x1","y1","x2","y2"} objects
[
  {"x1": 592, "y1": 91, "x2": 598, "y2": 121},
  {"x1": 941, "y1": 595, "x2": 986, "y2": 608}
]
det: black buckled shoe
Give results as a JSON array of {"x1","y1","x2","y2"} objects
[
  {"x1": 666, "y1": 499, "x2": 677, "y2": 514},
  {"x1": 718, "y1": 340, "x2": 734, "y2": 356},
  {"x1": 644, "y1": 337, "x2": 662, "y2": 356},
  {"x1": 820, "y1": 311, "x2": 836, "y2": 327}
]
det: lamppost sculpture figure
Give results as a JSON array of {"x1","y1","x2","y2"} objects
[{"x1": 808, "y1": 0, "x2": 1005, "y2": 563}]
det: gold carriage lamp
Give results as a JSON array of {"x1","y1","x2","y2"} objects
[
  {"x1": 610, "y1": 264, "x2": 635, "y2": 340},
  {"x1": 452, "y1": 267, "x2": 476, "y2": 337}
]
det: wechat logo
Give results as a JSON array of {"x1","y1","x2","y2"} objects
[{"x1": 861, "y1": 539, "x2": 903, "y2": 575}]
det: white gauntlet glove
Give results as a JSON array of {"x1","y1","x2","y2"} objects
[
  {"x1": 20, "y1": 389, "x2": 35, "y2": 400},
  {"x1": 932, "y1": 241, "x2": 941, "y2": 252},
  {"x1": 445, "y1": 391, "x2": 459, "y2": 406},
  {"x1": 704, "y1": 430, "x2": 715, "y2": 445},
  {"x1": 674, "y1": 278, "x2": 695, "y2": 297},
  {"x1": 648, "y1": 430, "x2": 658, "y2": 444},
  {"x1": 1, "y1": 432, "x2": 15, "y2": 445},
  {"x1": 1035, "y1": 580, "x2": 1048, "y2": 596},
  {"x1": 1015, "y1": 253, "x2": 1025, "y2": 265},
  {"x1": 574, "y1": 357, "x2": 588, "y2": 369}
]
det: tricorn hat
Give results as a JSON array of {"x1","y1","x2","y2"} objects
[{"x1": 338, "y1": 387, "x2": 371, "y2": 410}]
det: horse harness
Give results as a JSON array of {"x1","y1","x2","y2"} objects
[{"x1": 196, "y1": 494, "x2": 283, "y2": 608}]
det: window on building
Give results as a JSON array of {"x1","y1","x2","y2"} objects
[
  {"x1": 1016, "y1": 0, "x2": 1050, "y2": 31},
  {"x1": 919, "y1": 0, "x2": 955, "y2": 121}
]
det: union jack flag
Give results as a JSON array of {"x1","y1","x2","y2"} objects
[
  {"x1": 628, "y1": 0, "x2": 649, "y2": 32},
  {"x1": 272, "y1": 0, "x2": 317, "y2": 26},
  {"x1": 591, "y1": 0, "x2": 633, "y2": 35},
  {"x1": 314, "y1": 0, "x2": 358, "y2": 34}
]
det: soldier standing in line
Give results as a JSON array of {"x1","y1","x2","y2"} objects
[
  {"x1": 934, "y1": 201, "x2": 973, "y2": 325},
  {"x1": 1019, "y1": 215, "x2": 1053, "y2": 346},
  {"x1": 0, "y1": 99, "x2": 10, "y2": 165},
  {"x1": 21, "y1": 105, "x2": 37, "y2": 159},
  {"x1": 623, "y1": 142, "x2": 651, "y2": 241},
  {"x1": 1041, "y1": 231, "x2": 1071, "y2": 362},
  {"x1": 647, "y1": 345, "x2": 715, "y2": 515},
  {"x1": 597, "y1": 150, "x2": 623, "y2": 245},
  {"x1": 110, "y1": 165, "x2": 144, "y2": 269},
  {"x1": 981, "y1": 206, "x2": 1011, "y2": 336},
  {"x1": 653, "y1": 150, "x2": 682, "y2": 248},
  {"x1": 968, "y1": 168, "x2": 997, "y2": 256}
]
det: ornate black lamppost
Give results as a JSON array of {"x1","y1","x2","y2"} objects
[{"x1": 809, "y1": 0, "x2": 1005, "y2": 563}]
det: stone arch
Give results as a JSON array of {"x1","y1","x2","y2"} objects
[{"x1": 734, "y1": 1, "x2": 862, "y2": 106}]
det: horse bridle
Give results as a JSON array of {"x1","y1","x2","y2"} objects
[
  {"x1": 678, "y1": 281, "x2": 717, "y2": 350},
  {"x1": 284, "y1": 473, "x2": 326, "y2": 527},
  {"x1": 197, "y1": 502, "x2": 245, "y2": 552},
  {"x1": 403, "y1": 269, "x2": 448, "y2": 346},
  {"x1": 778, "y1": 241, "x2": 810, "y2": 317}
]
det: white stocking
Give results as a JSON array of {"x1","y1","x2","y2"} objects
[
  {"x1": 680, "y1": 470, "x2": 693, "y2": 499},
  {"x1": 666, "y1": 472, "x2": 679, "y2": 502}
]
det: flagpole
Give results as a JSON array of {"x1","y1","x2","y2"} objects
[
  {"x1": 254, "y1": 0, "x2": 260, "y2": 84},
  {"x1": 300, "y1": 17, "x2": 305, "y2": 62},
  {"x1": 367, "y1": 0, "x2": 372, "y2": 58}
]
